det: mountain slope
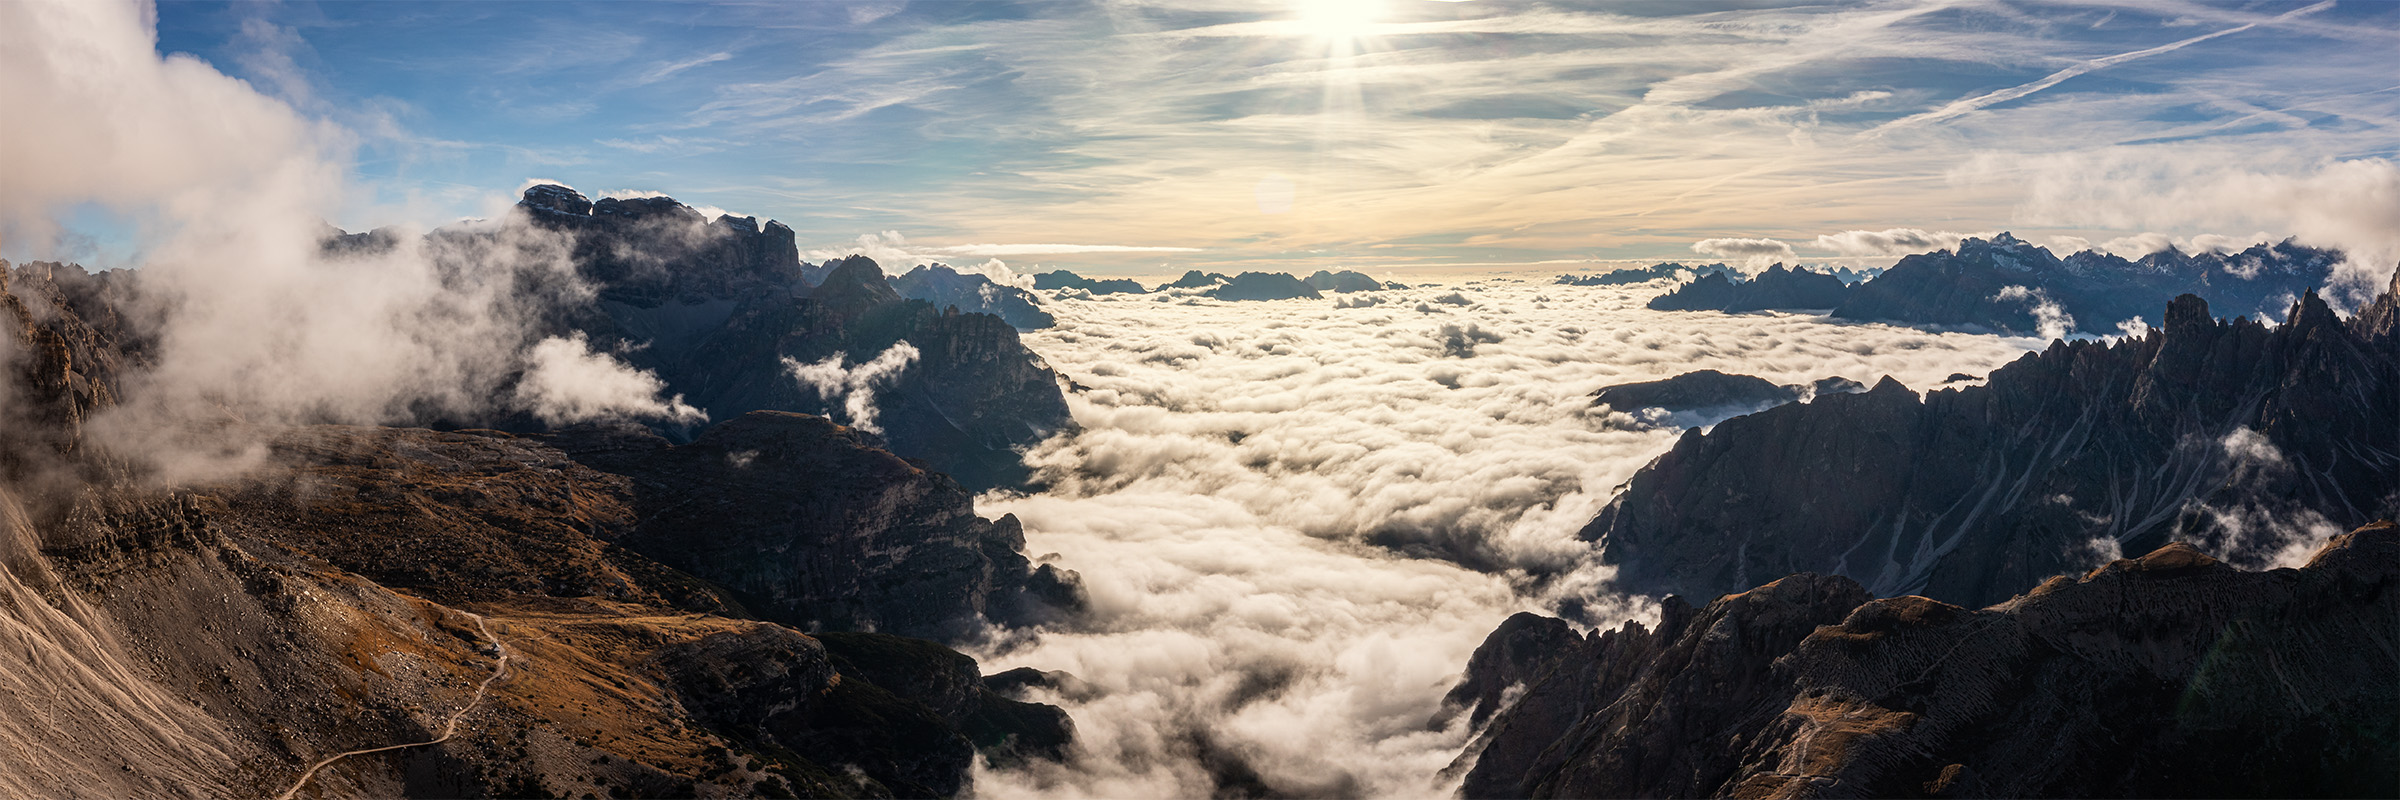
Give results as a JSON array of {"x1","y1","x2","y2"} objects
[
  {"x1": 1454, "y1": 525, "x2": 2400, "y2": 798},
  {"x1": 1586, "y1": 279, "x2": 2400, "y2": 608}
]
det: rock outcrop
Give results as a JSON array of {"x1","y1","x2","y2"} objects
[
  {"x1": 1647, "y1": 264, "x2": 1852, "y2": 312},
  {"x1": 890, "y1": 264, "x2": 1056, "y2": 329},
  {"x1": 1586, "y1": 282, "x2": 2400, "y2": 608},
  {"x1": 1455, "y1": 526, "x2": 2400, "y2": 798}
]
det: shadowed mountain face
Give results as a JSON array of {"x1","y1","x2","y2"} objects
[
  {"x1": 1833, "y1": 234, "x2": 2338, "y2": 335},
  {"x1": 1591, "y1": 370, "x2": 1866, "y2": 429},
  {"x1": 1157, "y1": 269, "x2": 1227, "y2": 290},
  {"x1": 1559, "y1": 263, "x2": 1731, "y2": 286},
  {"x1": 1452, "y1": 526, "x2": 2400, "y2": 799},
  {"x1": 1209, "y1": 271, "x2": 1322, "y2": 301},
  {"x1": 1031, "y1": 269, "x2": 1147, "y2": 295},
  {"x1": 889, "y1": 264, "x2": 1056, "y2": 329},
  {"x1": 1586, "y1": 280, "x2": 2400, "y2": 609},
  {"x1": 0, "y1": 264, "x2": 1076, "y2": 798},
  {"x1": 547, "y1": 412, "x2": 1083, "y2": 643},
  {"x1": 1648, "y1": 264, "x2": 1851, "y2": 312},
  {"x1": 1304, "y1": 269, "x2": 1406, "y2": 293},
  {"x1": 509, "y1": 186, "x2": 1075, "y2": 491}
]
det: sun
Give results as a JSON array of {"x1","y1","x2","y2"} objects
[{"x1": 1295, "y1": 0, "x2": 1386, "y2": 41}]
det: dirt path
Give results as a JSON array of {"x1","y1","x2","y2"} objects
[{"x1": 273, "y1": 613, "x2": 511, "y2": 800}]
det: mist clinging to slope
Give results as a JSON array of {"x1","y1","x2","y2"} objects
[{"x1": 0, "y1": 0, "x2": 701, "y2": 484}]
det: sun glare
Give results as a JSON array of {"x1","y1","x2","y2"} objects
[{"x1": 1296, "y1": 0, "x2": 1385, "y2": 40}]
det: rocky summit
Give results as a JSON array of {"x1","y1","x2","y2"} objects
[
  {"x1": 1452, "y1": 524, "x2": 2400, "y2": 798},
  {"x1": 1587, "y1": 278, "x2": 2400, "y2": 609}
]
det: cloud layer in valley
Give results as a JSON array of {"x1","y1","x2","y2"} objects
[{"x1": 970, "y1": 282, "x2": 2046, "y2": 797}]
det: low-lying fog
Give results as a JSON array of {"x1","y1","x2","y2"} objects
[{"x1": 969, "y1": 281, "x2": 2047, "y2": 798}]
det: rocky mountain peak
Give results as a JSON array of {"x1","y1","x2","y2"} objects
[
  {"x1": 2285, "y1": 288, "x2": 2339, "y2": 331},
  {"x1": 811, "y1": 254, "x2": 903, "y2": 309},
  {"x1": 715, "y1": 214, "x2": 760, "y2": 235},
  {"x1": 521, "y1": 183, "x2": 592, "y2": 217},
  {"x1": 2161, "y1": 292, "x2": 2213, "y2": 333},
  {"x1": 592, "y1": 195, "x2": 704, "y2": 225}
]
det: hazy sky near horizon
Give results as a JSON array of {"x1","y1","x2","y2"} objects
[{"x1": 103, "y1": 1, "x2": 2400, "y2": 276}]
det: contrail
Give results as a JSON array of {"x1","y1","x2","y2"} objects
[{"x1": 1867, "y1": 0, "x2": 2335, "y2": 136}]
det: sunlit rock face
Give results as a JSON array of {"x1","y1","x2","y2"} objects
[
  {"x1": 1589, "y1": 282, "x2": 2400, "y2": 608},
  {"x1": 1454, "y1": 524, "x2": 2400, "y2": 799}
]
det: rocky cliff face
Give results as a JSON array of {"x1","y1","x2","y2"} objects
[
  {"x1": 1648, "y1": 264, "x2": 1851, "y2": 312},
  {"x1": 0, "y1": 260, "x2": 149, "y2": 479},
  {"x1": 1587, "y1": 282, "x2": 2400, "y2": 608},
  {"x1": 548, "y1": 411, "x2": 1082, "y2": 642},
  {"x1": 1831, "y1": 234, "x2": 2336, "y2": 335},
  {"x1": 505, "y1": 186, "x2": 1076, "y2": 491},
  {"x1": 1454, "y1": 525, "x2": 2400, "y2": 798}
]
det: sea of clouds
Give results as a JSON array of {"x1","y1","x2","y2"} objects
[{"x1": 969, "y1": 282, "x2": 2047, "y2": 798}]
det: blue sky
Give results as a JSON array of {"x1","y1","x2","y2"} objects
[{"x1": 133, "y1": 0, "x2": 2400, "y2": 278}]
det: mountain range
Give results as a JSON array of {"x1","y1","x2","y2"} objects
[
  {"x1": 1633, "y1": 234, "x2": 2338, "y2": 336},
  {"x1": 430, "y1": 185, "x2": 1076, "y2": 491}
]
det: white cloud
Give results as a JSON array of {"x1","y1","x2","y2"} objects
[
  {"x1": 1996, "y1": 153, "x2": 2400, "y2": 307},
  {"x1": 0, "y1": 1, "x2": 702, "y2": 485},
  {"x1": 971, "y1": 282, "x2": 2046, "y2": 798},
  {"x1": 1691, "y1": 237, "x2": 1795, "y2": 270},
  {"x1": 1813, "y1": 228, "x2": 1981, "y2": 257},
  {"x1": 514, "y1": 333, "x2": 704, "y2": 426},
  {"x1": 782, "y1": 341, "x2": 921, "y2": 435},
  {"x1": 1869, "y1": 2, "x2": 2334, "y2": 135},
  {"x1": 1992, "y1": 285, "x2": 2076, "y2": 342}
]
